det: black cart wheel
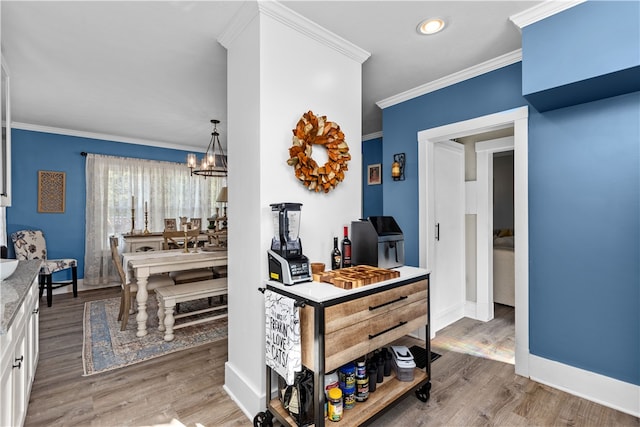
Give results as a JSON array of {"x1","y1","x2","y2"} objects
[
  {"x1": 415, "y1": 381, "x2": 432, "y2": 402},
  {"x1": 253, "y1": 410, "x2": 274, "y2": 427}
]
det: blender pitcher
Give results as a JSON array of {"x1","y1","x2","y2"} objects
[
  {"x1": 271, "y1": 202, "x2": 302, "y2": 258},
  {"x1": 268, "y1": 202, "x2": 311, "y2": 285}
]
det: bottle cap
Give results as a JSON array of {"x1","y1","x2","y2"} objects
[{"x1": 328, "y1": 387, "x2": 342, "y2": 399}]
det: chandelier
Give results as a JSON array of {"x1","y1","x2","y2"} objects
[{"x1": 187, "y1": 119, "x2": 227, "y2": 178}]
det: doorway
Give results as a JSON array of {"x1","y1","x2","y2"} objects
[
  {"x1": 476, "y1": 136, "x2": 515, "y2": 321},
  {"x1": 418, "y1": 106, "x2": 529, "y2": 376}
]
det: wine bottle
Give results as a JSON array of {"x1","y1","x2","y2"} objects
[
  {"x1": 331, "y1": 237, "x2": 342, "y2": 270},
  {"x1": 341, "y1": 226, "x2": 352, "y2": 268}
]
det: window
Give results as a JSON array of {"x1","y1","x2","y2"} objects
[{"x1": 84, "y1": 153, "x2": 224, "y2": 285}]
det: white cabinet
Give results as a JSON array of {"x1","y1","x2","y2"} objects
[
  {"x1": 0, "y1": 276, "x2": 39, "y2": 427},
  {"x1": 0, "y1": 54, "x2": 11, "y2": 207}
]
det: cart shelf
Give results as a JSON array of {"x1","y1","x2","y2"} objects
[
  {"x1": 257, "y1": 266, "x2": 432, "y2": 427},
  {"x1": 268, "y1": 368, "x2": 428, "y2": 426}
]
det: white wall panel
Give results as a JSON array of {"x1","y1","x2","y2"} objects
[{"x1": 222, "y1": 2, "x2": 369, "y2": 418}]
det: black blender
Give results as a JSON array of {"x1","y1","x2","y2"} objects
[{"x1": 267, "y1": 202, "x2": 311, "y2": 285}]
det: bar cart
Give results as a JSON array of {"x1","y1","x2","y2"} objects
[{"x1": 255, "y1": 266, "x2": 432, "y2": 427}]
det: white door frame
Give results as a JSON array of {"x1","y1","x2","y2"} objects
[
  {"x1": 418, "y1": 106, "x2": 529, "y2": 376},
  {"x1": 476, "y1": 136, "x2": 515, "y2": 322}
]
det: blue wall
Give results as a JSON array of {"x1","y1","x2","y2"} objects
[
  {"x1": 524, "y1": 1, "x2": 640, "y2": 88},
  {"x1": 529, "y1": 92, "x2": 639, "y2": 385},
  {"x1": 7, "y1": 129, "x2": 198, "y2": 279},
  {"x1": 361, "y1": 136, "x2": 383, "y2": 218},
  {"x1": 522, "y1": 1, "x2": 640, "y2": 108},
  {"x1": 383, "y1": 63, "x2": 525, "y2": 267},
  {"x1": 378, "y1": 1, "x2": 639, "y2": 386}
]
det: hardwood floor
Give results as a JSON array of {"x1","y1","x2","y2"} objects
[
  {"x1": 25, "y1": 287, "x2": 248, "y2": 427},
  {"x1": 26, "y1": 291, "x2": 638, "y2": 427},
  {"x1": 374, "y1": 304, "x2": 638, "y2": 427}
]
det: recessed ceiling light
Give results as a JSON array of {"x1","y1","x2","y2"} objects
[{"x1": 417, "y1": 18, "x2": 445, "y2": 35}]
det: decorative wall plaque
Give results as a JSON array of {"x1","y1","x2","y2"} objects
[{"x1": 38, "y1": 170, "x2": 66, "y2": 213}]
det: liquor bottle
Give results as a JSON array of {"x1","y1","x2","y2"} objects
[
  {"x1": 331, "y1": 237, "x2": 342, "y2": 270},
  {"x1": 341, "y1": 226, "x2": 352, "y2": 268}
]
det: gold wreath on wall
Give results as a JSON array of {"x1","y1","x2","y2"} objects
[{"x1": 287, "y1": 110, "x2": 350, "y2": 193}]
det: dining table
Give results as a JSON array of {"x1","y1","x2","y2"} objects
[{"x1": 123, "y1": 248, "x2": 228, "y2": 337}]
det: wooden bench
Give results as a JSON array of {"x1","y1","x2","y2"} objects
[
  {"x1": 155, "y1": 278, "x2": 228, "y2": 341},
  {"x1": 169, "y1": 267, "x2": 216, "y2": 285}
]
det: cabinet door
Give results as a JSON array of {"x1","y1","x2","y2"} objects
[
  {"x1": 0, "y1": 278, "x2": 39, "y2": 427},
  {"x1": 0, "y1": 350, "x2": 15, "y2": 427},
  {"x1": 11, "y1": 332, "x2": 27, "y2": 427}
]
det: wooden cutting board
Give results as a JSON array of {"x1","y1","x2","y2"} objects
[{"x1": 313, "y1": 265, "x2": 400, "y2": 289}]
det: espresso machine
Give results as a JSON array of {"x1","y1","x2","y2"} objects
[{"x1": 267, "y1": 202, "x2": 311, "y2": 285}]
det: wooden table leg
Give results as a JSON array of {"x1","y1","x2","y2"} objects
[
  {"x1": 135, "y1": 274, "x2": 149, "y2": 337},
  {"x1": 163, "y1": 298, "x2": 176, "y2": 342},
  {"x1": 157, "y1": 293, "x2": 165, "y2": 332}
]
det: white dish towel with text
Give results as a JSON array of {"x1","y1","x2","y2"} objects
[{"x1": 264, "y1": 289, "x2": 302, "y2": 385}]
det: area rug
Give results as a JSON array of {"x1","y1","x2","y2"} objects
[{"x1": 82, "y1": 296, "x2": 227, "y2": 376}]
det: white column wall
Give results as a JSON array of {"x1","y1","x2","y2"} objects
[
  {"x1": 221, "y1": 2, "x2": 368, "y2": 419},
  {"x1": 222, "y1": 7, "x2": 264, "y2": 418}
]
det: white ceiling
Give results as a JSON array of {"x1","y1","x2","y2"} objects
[{"x1": 1, "y1": 1, "x2": 541, "y2": 151}]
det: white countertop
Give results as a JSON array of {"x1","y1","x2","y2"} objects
[
  {"x1": 1, "y1": 260, "x2": 42, "y2": 335},
  {"x1": 265, "y1": 265, "x2": 430, "y2": 304}
]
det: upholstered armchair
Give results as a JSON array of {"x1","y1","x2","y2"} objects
[{"x1": 11, "y1": 229, "x2": 78, "y2": 307}]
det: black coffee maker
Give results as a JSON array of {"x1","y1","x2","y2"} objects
[{"x1": 267, "y1": 202, "x2": 311, "y2": 285}]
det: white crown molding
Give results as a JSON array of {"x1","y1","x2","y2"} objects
[
  {"x1": 377, "y1": 49, "x2": 522, "y2": 110},
  {"x1": 510, "y1": 0, "x2": 587, "y2": 29},
  {"x1": 362, "y1": 131, "x2": 383, "y2": 142},
  {"x1": 219, "y1": 1, "x2": 370, "y2": 63},
  {"x1": 218, "y1": 1, "x2": 259, "y2": 49},
  {"x1": 376, "y1": 0, "x2": 586, "y2": 111},
  {"x1": 259, "y1": 1, "x2": 371, "y2": 64},
  {"x1": 12, "y1": 122, "x2": 204, "y2": 153},
  {"x1": 259, "y1": 0, "x2": 370, "y2": 64}
]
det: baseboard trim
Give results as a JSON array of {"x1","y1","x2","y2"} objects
[
  {"x1": 464, "y1": 300, "x2": 478, "y2": 319},
  {"x1": 224, "y1": 361, "x2": 262, "y2": 423},
  {"x1": 51, "y1": 279, "x2": 120, "y2": 295},
  {"x1": 529, "y1": 354, "x2": 640, "y2": 417},
  {"x1": 432, "y1": 302, "x2": 465, "y2": 336}
]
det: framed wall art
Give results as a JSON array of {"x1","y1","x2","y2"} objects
[
  {"x1": 367, "y1": 163, "x2": 381, "y2": 185},
  {"x1": 38, "y1": 170, "x2": 66, "y2": 213}
]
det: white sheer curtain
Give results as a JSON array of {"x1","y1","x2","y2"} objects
[{"x1": 84, "y1": 153, "x2": 224, "y2": 285}]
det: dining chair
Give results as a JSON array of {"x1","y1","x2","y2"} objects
[
  {"x1": 162, "y1": 229, "x2": 200, "y2": 250},
  {"x1": 164, "y1": 218, "x2": 177, "y2": 231},
  {"x1": 190, "y1": 218, "x2": 202, "y2": 232},
  {"x1": 11, "y1": 229, "x2": 77, "y2": 307},
  {"x1": 109, "y1": 236, "x2": 174, "y2": 330}
]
